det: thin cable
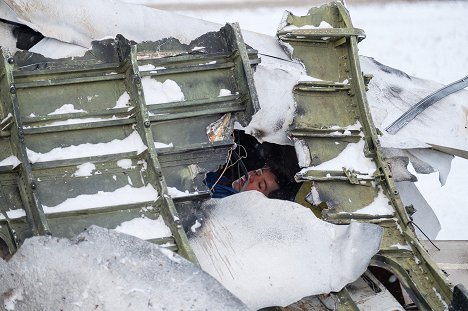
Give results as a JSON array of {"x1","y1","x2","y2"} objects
[
  {"x1": 209, "y1": 148, "x2": 233, "y2": 191},
  {"x1": 407, "y1": 220, "x2": 440, "y2": 251}
]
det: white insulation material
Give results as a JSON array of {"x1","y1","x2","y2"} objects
[{"x1": 190, "y1": 191, "x2": 382, "y2": 310}]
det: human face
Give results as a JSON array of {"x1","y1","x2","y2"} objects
[{"x1": 232, "y1": 168, "x2": 280, "y2": 196}]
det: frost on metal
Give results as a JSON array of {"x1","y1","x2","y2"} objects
[
  {"x1": 190, "y1": 191, "x2": 383, "y2": 310},
  {"x1": 0, "y1": 226, "x2": 248, "y2": 311}
]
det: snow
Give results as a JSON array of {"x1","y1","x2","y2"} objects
[
  {"x1": 48, "y1": 104, "x2": 86, "y2": 115},
  {"x1": 282, "y1": 21, "x2": 333, "y2": 31},
  {"x1": 26, "y1": 131, "x2": 147, "y2": 163},
  {"x1": 167, "y1": 187, "x2": 190, "y2": 197},
  {"x1": 141, "y1": 77, "x2": 185, "y2": 105},
  {"x1": 240, "y1": 59, "x2": 301, "y2": 145},
  {"x1": 354, "y1": 188, "x2": 394, "y2": 216},
  {"x1": 218, "y1": 88, "x2": 232, "y2": 97},
  {"x1": 42, "y1": 184, "x2": 158, "y2": 214},
  {"x1": 0, "y1": 226, "x2": 248, "y2": 310},
  {"x1": 113, "y1": 91, "x2": 131, "y2": 108},
  {"x1": 28, "y1": 116, "x2": 125, "y2": 128},
  {"x1": 301, "y1": 139, "x2": 376, "y2": 175},
  {"x1": 114, "y1": 216, "x2": 171, "y2": 240},
  {"x1": 190, "y1": 191, "x2": 382, "y2": 309},
  {"x1": 0, "y1": 156, "x2": 21, "y2": 168},
  {"x1": 153, "y1": 141, "x2": 173, "y2": 148},
  {"x1": 72, "y1": 162, "x2": 96, "y2": 177},
  {"x1": 116, "y1": 159, "x2": 135, "y2": 169}
]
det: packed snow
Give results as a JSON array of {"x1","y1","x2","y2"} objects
[
  {"x1": 190, "y1": 191, "x2": 382, "y2": 309},
  {"x1": 114, "y1": 91, "x2": 131, "y2": 108},
  {"x1": 0, "y1": 226, "x2": 248, "y2": 310}
]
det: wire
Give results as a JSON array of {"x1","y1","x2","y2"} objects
[{"x1": 407, "y1": 220, "x2": 440, "y2": 251}]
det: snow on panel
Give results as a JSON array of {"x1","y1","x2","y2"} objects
[
  {"x1": 114, "y1": 216, "x2": 171, "y2": 240},
  {"x1": 240, "y1": 59, "x2": 306, "y2": 145},
  {"x1": 141, "y1": 77, "x2": 185, "y2": 105},
  {"x1": 190, "y1": 191, "x2": 382, "y2": 310},
  {"x1": 218, "y1": 89, "x2": 232, "y2": 97},
  {"x1": 353, "y1": 188, "x2": 394, "y2": 216},
  {"x1": 42, "y1": 184, "x2": 158, "y2": 214},
  {"x1": 48, "y1": 104, "x2": 86, "y2": 115},
  {"x1": 0, "y1": 226, "x2": 248, "y2": 310},
  {"x1": 0, "y1": 155, "x2": 21, "y2": 168},
  {"x1": 301, "y1": 139, "x2": 376, "y2": 174},
  {"x1": 282, "y1": 21, "x2": 334, "y2": 32},
  {"x1": 26, "y1": 131, "x2": 147, "y2": 163},
  {"x1": 72, "y1": 162, "x2": 96, "y2": 177},
  {"x1": 113, "y1": 91, "x2": 131, "y2": 108}
]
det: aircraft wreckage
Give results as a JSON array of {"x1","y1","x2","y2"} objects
[{"x1": 0, "y1": 0, "x2": 467, "y2": 310}]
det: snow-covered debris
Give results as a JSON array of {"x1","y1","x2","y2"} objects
[
  {"x1": 0, "y1": 226, "x2": 248, "y2": 311},
  {"x1": 361, "y1": 56, "x2": 468, "y2": 159},
  {"x1": 190, "y1": 191, "x2": 383, "y2": 310}
]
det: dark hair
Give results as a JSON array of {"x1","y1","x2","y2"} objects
[{"x1": 265, "y1": 161, "x2": 301, "y2": 201}]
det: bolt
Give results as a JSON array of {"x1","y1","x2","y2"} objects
[
  {"x1": 31, "y1": 182, "x2": 37, "y2": 190},
  {"x1": 9, "y1": 84, "x2": 16, "y2": 94},
  {"x1": 133, "y1": 75, "x2": 141, "y2": 85},
  {"x1": 7, "y1": 57, "x2": 14, "y2": 64},
  {"x1": 144, "y1": 120, "x2": 151, "y2": 128}
]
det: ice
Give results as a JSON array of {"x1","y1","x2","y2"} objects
[
  {"x1": 0, "y1": 226, "x2": 248, "y2": 310},
  {"x1": 114, "y1": 216, "x2": 171, "y2": 240},
  {"x1": 42, "y1": 184, "x2": 158, "y2": 214},
  {"x1": 72, "y1": 162, "x2": 96, "y2": 177},
  {"x1": 141, "y1": 77, "x2": 185, "y2": 104},
  {"x1": 48, "y1": 104, "x2": 85, "y2": 115},
  {"x1": 26, "y1": 131, "x2": 147, "y2": 163},
  {"x1": 190, "y1": 191, "x2": 382, "y2": 309}
]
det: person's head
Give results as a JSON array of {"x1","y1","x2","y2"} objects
[{"x1": 231, "y1": 167, "x2": 280, "y2": 197}]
